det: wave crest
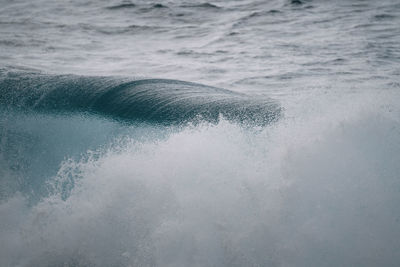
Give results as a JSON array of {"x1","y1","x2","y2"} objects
[{"x1": 0, "y1": 71, "x2": 281, "y2": 126}]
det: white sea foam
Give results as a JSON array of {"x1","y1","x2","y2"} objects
[{"x1": 1, "y1": 91, "x2": 399, "y2": 266}]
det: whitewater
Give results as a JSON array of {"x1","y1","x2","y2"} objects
[{"x1": 0, "y1": 0, "x2": 400, "y2": 266}]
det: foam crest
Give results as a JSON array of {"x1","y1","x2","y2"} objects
[{"x1": 1, "y1": 92, "x2": 399, "y2": 266}]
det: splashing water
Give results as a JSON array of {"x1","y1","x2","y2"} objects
[{"x1": 1, "y1": 89, "x2": 399, "y2": 266}]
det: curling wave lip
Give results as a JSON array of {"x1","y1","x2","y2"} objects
[{"x1": 0, "y1": 71, "x2": 282, "y2": 126}]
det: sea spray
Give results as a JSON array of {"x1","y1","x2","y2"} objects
[{"x1": 1, "y1": 91, "x2": 399, "y2": 266}]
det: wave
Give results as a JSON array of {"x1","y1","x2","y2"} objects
[
  {"x1": 0, "y1": 71, "x2": 281, "y2": 126},
  {"x1": 106, "y1": 3, "x2": 136, "y2": 10},
  {"x1": 180, "y1": 3, "x2": 221, "y2": 9}
]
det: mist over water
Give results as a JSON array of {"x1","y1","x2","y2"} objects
[{"x1": 1, "y1": 0, "x2": 400, "y2": 266}]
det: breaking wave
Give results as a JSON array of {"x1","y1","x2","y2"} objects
[
  {"x1": 0, "y1": 71, "x2": 281, "y2": 126},
  {"x1": 0, "y1": 81, "x2": 399, "y2": 266}
]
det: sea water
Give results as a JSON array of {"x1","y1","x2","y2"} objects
[{"x1": 0, "y1": 0, "x2": 399, "y2": 266}]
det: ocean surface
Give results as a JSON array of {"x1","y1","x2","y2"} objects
[{"x1": 1, "y1": 0, "x2": 400, "y2": 266}]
